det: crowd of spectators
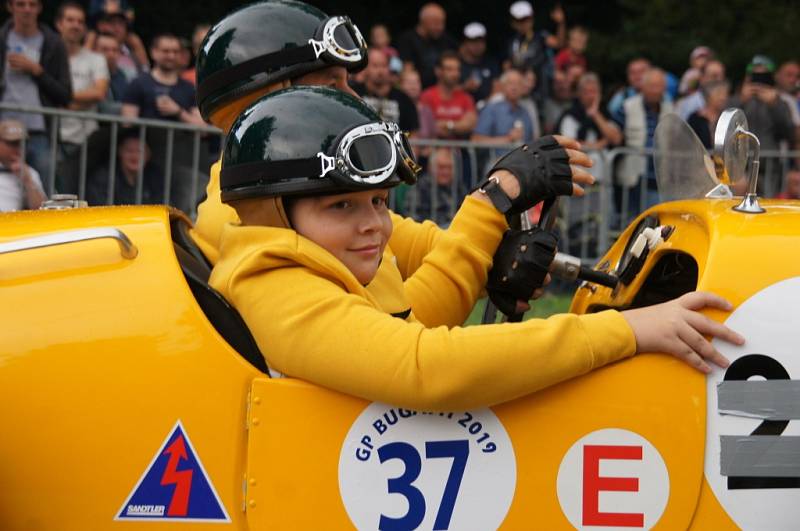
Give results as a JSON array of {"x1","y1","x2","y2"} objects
[
  {"x1": 377, "y1": 1, "x2": 800, "y2": 228},
  {"x1": 3, "y1": 0, "x2": 800, "y2": 243},
  {"x1": 0, "y1": 0, "x2": 213, "y2": 214}
]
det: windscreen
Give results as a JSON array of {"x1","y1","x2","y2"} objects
[{"x1": 654, "y1": 114, "x2": 719, "y2": 202}]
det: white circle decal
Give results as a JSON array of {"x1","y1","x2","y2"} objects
[
  {"x1": 706, "y1": 278, "x2": 800, "y2": 530},
  {"x1": 338, "y1": 404, "x2": 516, "y2": 530},
  {"x1": 557, "y1": 428, "x2": 670, "y2": 530}
]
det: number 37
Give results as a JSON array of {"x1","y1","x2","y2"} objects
[{"x1": 377, "y1": 440, "x2": 469, "y2": 531}]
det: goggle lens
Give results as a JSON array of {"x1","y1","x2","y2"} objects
[
  {"x1": 332, "y1": 22, "x2": 360, "y2": 54},
  {"x1": 347, "y1": 134, "x2": 395, "y2": 174}
]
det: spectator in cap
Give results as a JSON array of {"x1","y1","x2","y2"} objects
[
  {"x1": 554, "y1": 26, "x2": 588, "y2": 73},
  {"x1": 352, "y1": 48, "x2": 419, "y2": 134},
  {"x1": 678, "y1": 46, "x2": 713, "y2": 96},
  {"x1": 88, "y1": 0, "x2": 132, "y2": 20},
  {"x1": 459, "y1": 22, "x2": 500, "y2": 109},
  {"x1": 0, "y1": 0, "x2": 72, "y2": 186},
  {"x1": 406, "y1": 146, "x2": 459, "y2": 226},
  {"x1": 0, "y1": 119, "x2": 46, "y2": 211},
  {"x1": 88, "y1": 10, "x2": 148, "y2": 81},
  {"x1": 397, "y1": 2, "x2": 458, "y2": 89},
  {"x1": 504, "y1": 1, "x2": 566, "y2": 104},
  {"x1": 730, "y1": 55, "x2": 794, "y2": 195},
  {"x1": 676, "y1": 59, "x2": 725, "y2": 120}
]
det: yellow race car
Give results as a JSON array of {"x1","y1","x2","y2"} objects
[{"x1": 0, "y1": 110, "x2": 796, "y2": 530}]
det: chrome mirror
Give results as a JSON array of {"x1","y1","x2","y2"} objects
[{"x1": 714, "y1": 108, "x2": 764, "y2": 213}]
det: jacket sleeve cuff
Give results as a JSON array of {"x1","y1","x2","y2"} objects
[
  {"x1": 447, "y1": 195, "x2": 509, "y2": 255},
  {"x1": 577, "y1": 310, "x2": 637, "y2": 367}
]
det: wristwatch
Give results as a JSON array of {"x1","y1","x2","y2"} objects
[{"x1": 475, "y1": 175, "x2": 513, "y2": 213}]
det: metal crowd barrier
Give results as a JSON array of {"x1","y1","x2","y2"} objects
[
  {"x1": 4, "y1": 104, "x2": 800, "y2": 261},
  {"x1": 0, "y1": 103, "x2": 223, "y2": 218}
]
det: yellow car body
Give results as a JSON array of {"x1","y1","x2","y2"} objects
[{"x1": 0, "y1": 198, "x2": 797, "y2": 529}]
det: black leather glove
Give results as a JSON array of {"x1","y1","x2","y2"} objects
[
  {"x1": 487, "y1": 227, "x2": 559, "y2": 316},
  {"x1": 486, "y1": 136, "x2": 572, "y2": 215}
]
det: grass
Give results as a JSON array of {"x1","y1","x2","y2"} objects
[{"x1": 464, "y1": 293, "x2": 574, "y2": 325}]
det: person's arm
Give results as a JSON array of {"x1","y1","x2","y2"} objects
[
  {"x1": 154, "y1": 94, "x2": 206, "y2": 125},
  {"x1": 546, "y1": 5, "x2": 567, "y2": 49},
  {"x1": 472, "y1": 123, "x2": 524, "y2": 145},
  {"x1": 222, "y1": 257, "x2": 636, "y2": 410},
  {"x1": 10, "y1": 39, "x2": 72, "y2": 106},
  {"x1": 121, "y1": 103, "x2": 140, "y2": 118},
  {"x1": 390, "y1": 197, "x2": 507, "y2": 327},
  {"x1": 220, "y1": 257, "x2": 740, "y2": 410},
  {"x1": 120, "y1": 76, "x2": 142, "y2": 119},
  {"x1": 13, "y1": 163, "x2": 46, "y2": 209},
  {"x1": 72, "y1": 78, "x2": 109, "y2": 107},
  {"x1": 454, "y1": 109, "x2": 477, "y2": 136},
  {"x1": 765, "y1": 92, "x2": 795, "y2": 144},
  {"x1": 588, "y1": 107, "x2": 623, "y2": 146},
  {"x1": 178, "y1": 106, "x2": 206, "y2": 126},
  {"x1": 126, "y1": 32, "x2": 150, "y2": 70},
  {"x1": 71, "y1": 59, "x2": 110, "y2": 109},
  {"x1": 84, "y1": 30, "x2": 97, "y2": 51}
]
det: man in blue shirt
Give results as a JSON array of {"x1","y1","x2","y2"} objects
[{"x1": 472, "y1": 68, "x2": 535, "y2": 156}]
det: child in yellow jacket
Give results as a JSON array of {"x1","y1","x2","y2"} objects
[{"x1": 209, "y1": 86, "x2": 744, "y2": 411}]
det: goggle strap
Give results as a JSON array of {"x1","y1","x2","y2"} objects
[
  {"x1": 221, "y1": 157, "x2": 325, "y2": 190},
  {"x1": 197, "y1": 45, "x2": 316, "y2": 104}
]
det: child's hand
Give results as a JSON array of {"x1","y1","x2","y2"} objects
[{"x1": 621, "y1": 291, "x2": 745, "y2": 374}]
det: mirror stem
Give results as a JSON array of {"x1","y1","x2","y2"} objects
[{"x1": 733, "y1": 130, "x2": 765, "y2": 214}]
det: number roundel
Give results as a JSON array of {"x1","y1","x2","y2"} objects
[
  {"x1": 705, "y1": 277, "x2": 800, "y2": 530},
  {"x1": 339, "y1": 404, "x2": 516, "y2": 530}
]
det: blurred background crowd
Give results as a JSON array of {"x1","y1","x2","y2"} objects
[{"x1": 3, "y1": 0, "x2": 800, "y2": 242}]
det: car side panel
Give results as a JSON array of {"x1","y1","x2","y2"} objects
[{"x1": 0, "y1": 207, "x2": 259, "y2": 530}]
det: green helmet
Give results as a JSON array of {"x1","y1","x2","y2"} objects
[
  {"x1": 196, "y1": 0, "x2": 368, "y2": 121},
  {"x1": 220, "y1": 86, "x2": 420, "y2": 202}
]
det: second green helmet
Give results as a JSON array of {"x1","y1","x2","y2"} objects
[
  {"x1": 221, "y1": 86, "x2": 421, "y2": 202},
  {"x1": 196, "y1": 0, "x2": 368, "y2": 121}
]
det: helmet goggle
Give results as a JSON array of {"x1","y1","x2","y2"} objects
[
  {"x1": 220, "y1": 121, "x2": 421, "y2": 195},
  {"x1": 309, "y1": 16, "x2": 367, "y2": 65},
  {"x1": 322, "y1": 121, "x2": 421, "y2": 185},
  {"x1": 197, "y1": 16, "x2": 367, "y2": 107}
]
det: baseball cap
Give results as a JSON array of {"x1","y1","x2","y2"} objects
[
  {"x1": 0, "y1": 120, "x2": 27, "y2": 142},
  {"x1": 747, "y1": 54, "x2": 776, "y2": 73},
  {"x1": 510, "y1": 1, "x2": 534, "y2": 20},
  {"x1": 463, "y1": 22, "x2": 487, "y2": 40},
  {"x1": 690, "y1": 46, "x2": 712, "y2": 61}
]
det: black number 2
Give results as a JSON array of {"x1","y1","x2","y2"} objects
[{"x1": 723, "y1": 354, "x2": 800, "y2": 489}]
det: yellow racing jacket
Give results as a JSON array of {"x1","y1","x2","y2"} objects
[{"x1": 209, "y1": 195, "x2": 637, "y2": 410}]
